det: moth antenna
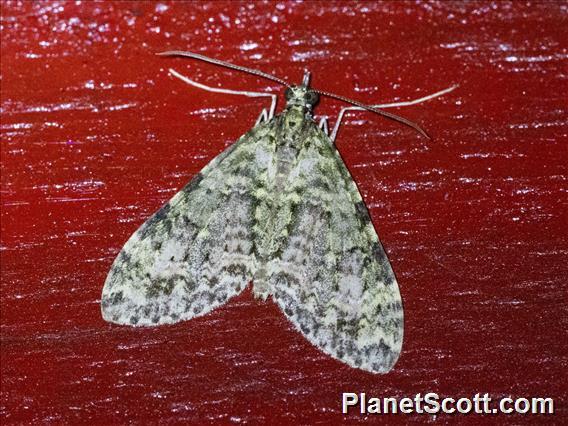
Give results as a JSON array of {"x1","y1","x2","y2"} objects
[
  {"x1": 158, "y1": 50, "x2": 292, "y2": 88},
  {"x1": 302, "y1": 69, "x2": 311, "y2": 87},
  {"x1": 315, "y1": 89, "x2": 431, "y2": 139}
]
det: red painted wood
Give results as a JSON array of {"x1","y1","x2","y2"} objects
[{"x1": 1, "y1": 1, "x2": 566, "y2": 424}]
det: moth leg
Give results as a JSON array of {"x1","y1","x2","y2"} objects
[
  {"x1": 330, "y1": 106, "x2": 362, "y2": 143},
  {"x1": 256, "y1": 108, "x2": 270, "y2": 125},
  {"x1": 330, "y1": 85, "x2": 459, "y2": 143},
  {"x1": 318, "y1": 117, "x2": 329, "y2": 137},
  {"x1": 168, "y1": 68, "x2": 278, "y2": 119}
]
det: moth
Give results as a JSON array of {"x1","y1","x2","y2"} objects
[{"x1": 101, "y1": 51, "x2": 455, "y2": 373}]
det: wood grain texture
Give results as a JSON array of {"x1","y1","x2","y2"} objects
[{"x1": 1, "y1": 1, "x2": 566, "y2": 424}]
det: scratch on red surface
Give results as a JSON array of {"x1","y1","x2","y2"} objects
[{"x1": 1, "y1": 1, "x2": 567, "y2": 424}]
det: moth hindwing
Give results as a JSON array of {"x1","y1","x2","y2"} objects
[{"x1": 102, "y1": 69, "x2": 403, "y2": 374}]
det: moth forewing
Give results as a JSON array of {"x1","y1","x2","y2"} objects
[{"x1": 101, "y1": 122, "x2": 276, "y2": 326}]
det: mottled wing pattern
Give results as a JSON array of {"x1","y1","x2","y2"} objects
[
  {"x1": 101, "y1": 122, "x2": 276, "y2": 326},
  {"x1": 268, "y1": 124, "x2": 403, "y2": 373}
]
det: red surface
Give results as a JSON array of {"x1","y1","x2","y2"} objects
[{"x1": 1, "y1": 1, "x2": 567, "y2": 424}]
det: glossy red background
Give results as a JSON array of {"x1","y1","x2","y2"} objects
[{"x1": 1, "y1": 1, "x2": 567, "y2": 424}]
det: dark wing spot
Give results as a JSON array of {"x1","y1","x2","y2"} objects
[
  {"x1": 183, "y1": 173, "x2": 204, "y2": 194},
  {"x1": 226, "y1": 263, "x2": 246, "y2": 278},
  {"x1": 372, "y1": 242, "x2": 387, "y2": 263},
  {"x1": 112, "y1": 291, "x2": 124, "y2": 304},
  {"x1": 355, "y1": 201, "x2": 371, "y2": 224},
  {"x1": 207, "y1": 276, "x2": 219, "y2": 288},
  {"x1": 378, "y1": 340, "x2": 392, "y2": 356},
  {"x1": 118, "y1": 251, "x2": 131, "y2": 265},
  {"x1": 140, "y1": 204, "x2": 171, "y2": 240},
  {"x1": 345, "y1": 341, "x2": 356, "y2": 356}
]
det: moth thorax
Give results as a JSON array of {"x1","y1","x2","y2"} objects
[
  {"x1": 282, "y1": 108, "x2": 307, "y2": 134},
  {"x1": 284, "y1": 86, "x2": 320, "y2": 110}
]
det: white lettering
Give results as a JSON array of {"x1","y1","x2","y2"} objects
[
  {"x1": 340, "y1": 392, "x2": 553, "y2": 415},
  {"x1": 414, "y1": 393, "x2": 424, "y2": 413},
  {"x1": 342, "y1": 393, "x2": 358, "y2": 414},
  {"x1": 367, "y1": 398, "x2": 380, "y2": 414},
  {"x1": 399, "y1": 397, "x2": 413, "y2": 414},
  {"x1": 456, "y1": 397, "x2": 473, "y2": 413},
  {"x1": 501, "y1": 397, "x2": 514, "y2": 414},
  {"x1": 424, "y1": 392, "x2": 440, "y2": 414},
  {"x1": 515, "y1": 398, "x2": 530, "y2": 414},
  {"x1": 532, "y1": 397, "x2": 554, "y2": 414},
  {"x1": 383, "y1": 397, "x2": 397, "y2": 414},
  {"x1": 442, "y1": 397, "x2": 455, "y2": 413}
]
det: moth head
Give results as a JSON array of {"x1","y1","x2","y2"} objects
[{"x1": 284, "y1": 86, "x2": 320, "y2": 109}]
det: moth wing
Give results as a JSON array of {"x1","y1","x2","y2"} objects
[
  {"x1": 102, "y1": 123, "x2": 275, "y2": 326},
  {"x1": 268, "y1": 126, "x2": 403, "y2": 373}
]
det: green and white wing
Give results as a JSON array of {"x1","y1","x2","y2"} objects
[
  {"x1": 101, "y1": 122, "x2": 275, "y2": 326},
  {"x1": 268, "y1": 126, "x2": 403, "y2": 373}
]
